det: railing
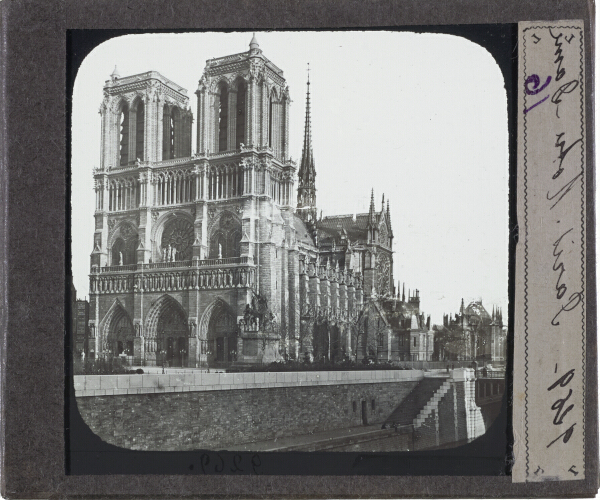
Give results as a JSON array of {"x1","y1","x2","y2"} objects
[
  {"x1": 476, "y1": 369, "x2": 506, "y2": 379},
  {"x1": 98, "y1": 264, "x2": 138, "y2": 273},
  {"x1": 108, "y1": 163, "x2": 138, "y2": 172},
  {"x1": 208, "y1": 149, "x2": 241, "y2": 159},
  {"x1": 209, "y1": 52, "x2": 246, "y2": 65},
  {"x1": 91, "y1": 265, "x2": 256, "y2": 294},
  {"x1": 198, "y1": 256, "x2": 249, "y2": 267},
  {"x1": 142, "y1": 260, "x2": 194, "y2": 270},
  {"x1": 153, "y1": 157, "x2": 194, "y2": 168},
  {"x1": 387, "y1": 361, "x2": 501, "y2": 371},
  {"x1": 96, "y1": 256, "x2": 250, "y2": 273}
]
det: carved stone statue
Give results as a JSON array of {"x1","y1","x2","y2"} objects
[
  {"x1": 119, "y1": 251, "x2": 123, "y2": 266},
  {"x1": 218, "y1": 242, "x2": 222, "y2": 259}
]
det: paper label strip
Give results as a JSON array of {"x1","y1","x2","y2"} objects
[{"x1": 513, "y1": 20, "x2": 586, "y2": 483}]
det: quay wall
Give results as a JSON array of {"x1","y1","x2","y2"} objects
[{"x1": 75, "y1": 370, "x2": 423, "y2": 451}]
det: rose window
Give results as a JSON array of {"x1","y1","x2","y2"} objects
[{"x1": 161, "y1": 218, "x2": 194, "y2": 261}]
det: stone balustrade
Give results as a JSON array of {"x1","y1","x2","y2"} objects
[
  {"x1": 96, "y1": 256, "x2": 250, "y2": 273},
  {"x1": 90, "y1": 264, "x2": 256, "y2": 294}
]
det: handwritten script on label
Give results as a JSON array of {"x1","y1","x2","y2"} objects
[{"x1": 513, "y1": 21, "x2": 586, "y2": 483}]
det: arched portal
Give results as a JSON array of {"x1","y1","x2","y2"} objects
[
  {"x1": 101, "y1": 301, "x2": 134, "y2": 358},
  {"x1": 158, "y1": 307, "x2": 188, "y2": 367},
  {"x1": 202, "y1": 300, "x2": 238, "y2": 367},
  {"x1": 145, "y1": 295, "x2": 188, "y2": 367}
]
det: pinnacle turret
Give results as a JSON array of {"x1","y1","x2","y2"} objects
[{"x1": 368, "y1": 188, "x2": 376, "y2": 221}]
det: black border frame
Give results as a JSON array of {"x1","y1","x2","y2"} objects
[
  {"x1": 66, "y1": 25, "x2": 515, "y2": 478},
  {"x1": 1, "y1": 0, "x2": 596, "y2": 497}
]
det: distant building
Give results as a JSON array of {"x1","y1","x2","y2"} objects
[
  {"x1": 434, "y1": 299, "x2": 505, "y2": 362},
  {"x1": 75, "y1": 300, "x2": 90, "y2": 355},
  {"x1": 366, "y1": 288, "x2": 434, "y2": 362},
  {"x1": 70, "y1": 281, "x2": 77, "y2": 354}
]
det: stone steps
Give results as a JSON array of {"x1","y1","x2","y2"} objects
[
  {"x1": 382, "y1": 378, "x2": 445, "y2": 428},
  {"x1": 413, "y1": 380, "x2": 452, "y2": 427}
]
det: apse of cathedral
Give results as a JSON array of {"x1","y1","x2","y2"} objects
[
  {"x1": 87, "y1": 34, "x2": 434, "y2": 368},
  {"x1": 436, "y1": 299, "x2": 507, "y2": 362}
]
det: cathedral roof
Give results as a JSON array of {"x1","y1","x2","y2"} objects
[
  {"x1": 376, "y1": 299, "x2": 427, "y2": 331},
  {"x1": 464, "y1": 300, "x2": 492, "y2": 323},
  {"x1": 293, "y1": 214, "x2": 317, "y2": 247},
  {"x1": 317, "y1": 214, "x2": 370, "y2": 243}
]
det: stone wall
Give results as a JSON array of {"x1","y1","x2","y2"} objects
[
  {"x1": 76, "y1": 375, "x2": 420, "y2": 451},
  {"x1": 74, "y1": 369, "x2": 423, "y2": 397}
]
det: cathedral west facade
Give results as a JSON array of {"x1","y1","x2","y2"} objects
[{"x1": 87, "y1": 35, "x2": 433, "y2": 368}]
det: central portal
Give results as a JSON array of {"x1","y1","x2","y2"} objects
[
  {"x1": 157, "y1": 304, "x2": 188, "y2": 367},
  {"x1": 207, "y1": 306, "x2": 238, "y2": 368}
]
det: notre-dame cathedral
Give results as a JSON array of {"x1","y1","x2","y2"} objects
[{"x1": 88, "y1": 35, "x2": 434, "y2": 368}]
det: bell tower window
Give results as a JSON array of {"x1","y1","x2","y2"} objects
[
  {"x1": 135, "y1": 101, "x2": 144, "y2": 161},
  {"x1": 268, "y1": 95, "x2": 273, "y2": 148},
  {"x1": 170, "y1": 109, "x2": 176, "y2": 158},
  {"x1": 162, "y1": 104, "x2": 170, "y2": 160},
  {"x1": 162, "y1": 105, "x2": 181, "y2": 160},
  {"x1": 236, "y1": 81, "x2": 246, "y2": 149},
  {"x1": 119, "y1": 103, "x2": 129, "y2": 166},
  {"x1": 218, "y1": 82, "x2": 229, "y2": 152}
]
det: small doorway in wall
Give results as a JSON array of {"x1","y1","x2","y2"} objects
[{"x1": 361, "y1": 400, "x2": 368, "y2": 426}]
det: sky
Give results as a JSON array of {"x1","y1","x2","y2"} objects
[{"x1": 71, "y1": 31, "x2": 509, "y2": 325}]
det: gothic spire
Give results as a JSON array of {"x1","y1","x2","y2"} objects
[
  {"x1": 297, "y1": 63, "x2": 317, "y2": 224},
  {"x1": 249, "y1": 33, "x2": 260, "y2": 50},
  {"x1": 368, "y1": 188, "x2": 376, "y2": 220},
  {"x1": 302, "y1": 65, "x2": 313, "y2": 175}
]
